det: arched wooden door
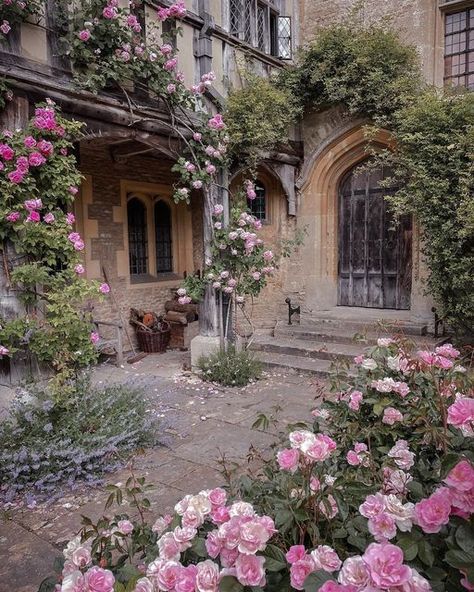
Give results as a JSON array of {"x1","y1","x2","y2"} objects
[{"x1": 338, "y1": 164, "x2": 412, "y2": 309}]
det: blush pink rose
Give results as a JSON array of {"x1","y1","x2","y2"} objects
[
  {"x1": 347, "y1": 451, "x2": 361, "y2": 466},
  {"x1": 158, "y1": 532, "x2": 181, "y2": 561},
  {"x1": 157, "y1": 560, "x2": 181, "y2": 591},
  {"x1": 204, "y1": 531, "x2": 222, "y2": 558},
  {"x1": 444, "y1": 460, "x2": 474, "y2": 492},
  {"x1": 362, "y1": 542, "x2": 411, "y2": 589},
  {"x1": 195, "y1": 560, "x2": 220, "y2": 592},
  {"x1": 290, "y1": 556, "x2": 315, "y2": 591},
  {"x1": 348, "y1": 391, "x2": 363, "y2": 411},
  {"x1": 368, "y1": 512, "x2": 397, "y2": 542},
  {"x1": 208, "y1": 487, "x2": 227, "y2": 507},
  {"x1": 435, "y1": 343, "x2": 460, "y2": 359},
  {"x1": 117, "y1": 519, "x2": 134, "y2": 535},
  {"x1": 277, "y1": 448, "x2": 300, "y2": 472},
  {"x1": 359, "y1": 493, "x2": 386, "y2": 519},
  {"x1": 447, "y1": 398, "x2": 474, "y2": 431},
  {"x1": 210, "y1": 506, "x2": 230, "y2": 524},
  {"x1": 235, "y1": 554, "x2": 266, "y2": 587},
  {"x1": 311, "y1": 545, "x2": 342, "y2": 572},
  {"x1": 338, "y1": 556, "x2": 370, "y2": 588},
  {"x1": 383, "y1": 407, "x2": 403, "y2": 425},
  {"x1": 83, "y1": 566, "x2": 115, "y2": 592},
  {"x1": 175, "y1": 565, "x2": 197, "y2": 592},
  {"x1": 414, "y1": 488, "x2": 452, "y2": 533},
  {"x1": 286, "y1": 545, "x2": 307, "y2": 565},
  {"x1": 237, "y1": 519, "x2": 271, "y2": 554}
]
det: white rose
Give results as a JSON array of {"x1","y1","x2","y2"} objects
[
  {"x1": 229, "y1": 501, "x2": 255, "y2": 517},
  {"x1": 63, "y1": 536, "x2": 82, "y2": 560},
  {"x1": 384, "y1": 495, "x2": 415, "y2": 532},
  {"x1": 387, "y1": 356, "x2": 401, "y2": 372},
  {"x1": 362, "y1": 358, "x2": 377, "y2": 370}
]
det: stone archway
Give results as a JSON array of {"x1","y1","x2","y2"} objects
[{"x1": 294, "y1": 124, "x2": 428, "y2": 319}]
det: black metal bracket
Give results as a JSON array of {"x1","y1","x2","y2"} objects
[
  {"x1": 285, "y1": 298, "x2": 300, "y2": 325},
  {"x1": 432, "y1": 307, "x2": 446, "y2": 338}
]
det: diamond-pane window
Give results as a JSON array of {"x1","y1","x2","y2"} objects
[
  {"x1": 257, "y1": 4, "x2": 266, "y2": 51},
  {"x1": 444, "y1": 9, "x2": 474, "y2": 89},
  {"x1": 277, "y1": 16, "x2": 291, "y2": 59},
  {"x1": 243, "y1": 0, "x2": 253, "y2": 43},
  {"x1": 248, "y1": 182, "x2": 266, "y2": 221},
  {"x1": 229, "y1": 0, "x2": 241, "y2": 36}
]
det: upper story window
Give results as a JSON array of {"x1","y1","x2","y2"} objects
[
  {"x1": 247, "y1": 182, "x2": 267, "y2": 221},
  {"x1": 444, "y1": 8, "x2": 474, "y2": 89},
  {"x1": 228, "y1": 0, "x2": 292, "y2": 59}
]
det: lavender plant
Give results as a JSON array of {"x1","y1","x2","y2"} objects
[{"x1": 0, "y1": 375, "x2": 155, "y2": 505}]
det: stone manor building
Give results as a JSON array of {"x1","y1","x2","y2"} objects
[{"x1": 0, "y1": 0, "x2": 471, "y2": 366}]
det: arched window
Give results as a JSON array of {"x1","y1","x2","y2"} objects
[
  {"x1": 127, "y1": 197, "x2": 148, "y2": 276},
  {"x1": 154, "y1": 200, "x2": 173, "y2": 273},
  {"x1": 247, "y1": 181, "x2": 266, "y2": 221}
]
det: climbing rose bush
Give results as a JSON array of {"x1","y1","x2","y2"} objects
[{"x1": 0, "y1": 0, "x2": 41, "y2": 36}]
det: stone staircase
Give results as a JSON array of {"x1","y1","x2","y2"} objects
[{"x1": 250, "y1": 317, "x2": 443, "y2": 377}]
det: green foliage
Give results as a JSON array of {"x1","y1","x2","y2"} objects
[
  {"x1": 225, "y1": 72, "x2": 300, "y2": 170},
  {"x1": 381, "y1": 89, "x2": 474, "y2": 333},
  {"x1": 0, "y1": 375, "x2": 155, "y2": 502},
  {"x1": 278, "y1": 24, "x2": 421, "y2": 125},
  {"x1": 198, "y1": 346, "x2": 262, "y2": 386}
]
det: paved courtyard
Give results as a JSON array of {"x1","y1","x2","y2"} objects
[{"x1": 0, "y1": 352, "x2": 323, "y2": 591}]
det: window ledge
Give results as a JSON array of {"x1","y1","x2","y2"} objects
[
  {"x1": 439, "y1": 0, "x2": 474, "y2": 11},
  {"x1": 130, "y1": 273, "x2": 183, "y2": 287}
]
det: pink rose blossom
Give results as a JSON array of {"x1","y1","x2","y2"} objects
[
  {"x1": 6, "y1": 211, "x2": 20, "y2": 222},
  {"x1": 383, "y1": 407, "x2": 403, "y2": 425},
  {"x1": 208, "y1": 487, "x2": 227, "y2": 507},
  {"x1": 134, "y1": 578, "x2": 154, "y2": 592},
  {"x1": 99, "y1": 283, "x2": 110, "y2": 294},
  {"x1": 68, "y1": 186, "x2": 79, "y2": 195},
  {"x1": 74, "y1": 264, "x2": 85, "y2": 274},
  {"x1": 102, "y1": 5, "x2": 118, "y2": 18},
  {"x1": 368, "y1": 511, "x2": 397, "y2": 541},
  {"x1": 16, "y1": 156, "x2": 29, "y2": 172},
  {"x1": 362, "y1": 542, "x2": 411, "y2": 588},
  {"x1": 0, "y1": 345, "x2": 9, "y2": 356},
  {"x1": 193, "y1": 132, "x2": 202, "y2": 142},
  {"x1": 235, "y1": 554, "x2": 266, "y2": 587},
  {"x1": 8, "y1": 169, "x2": 24, "y2": 184},
  {"x1": 117, "y1": 519, "x2": 134, "y2": 535},
  {"x1": 360, "y1": 493, "x2": 386, "y2": 519},
  {"x1": 347, "y1": 450, "x2": 361, "y2": 466},
  {"x1": 66, "y1": 212, "x2": 76, "y2": 225},
  {"x1": 71, "y1": 546, "x2": 92, "y2": 568},
  {"x1": 83, "y1": 566, "x2": 115, "y2": 592},
  {"x1": 24, "y1": 136, "x2": 37, "y2": 149},
  {"x1": 290, "y1": 556, "x2": 315, "y2": 591},
  {"x1": 435, "y1": 343, "x2": 460, "y2": 358},
  {"x1": 277, "y1": 448, "x2": 300, "y2": 472},
  {"x1": 195, "y1": 560, "x2": 220, "y2": 592},
  {"x1": 0, "y1": 143, "x2": 14, "y2": 160},
  {"x1": 311, "y1": 545, "x2": 342, "y2": 572},
  {"x1": 447, "y1": 397, "x2": 474, "y2": 434},
  {"x1": 208, "y1": 114, "x2": 225, "y2": 130},
  {"x1": 319, "y1": 494, "x2": 339, "y2": 520},
  {"x1": 24, "y1": 198, "x2": 42, "y2": 211},
  {"x1": 37, "y1": 140, "x2": 54, "y2": 156},
  {"x1": 175, "y1": 565, "x2": 197, "y2": 592},
  {"x1": 79, "y1": 29, "x2": 91, "y2": 41},
  {"x1": 338, "y1": 556, "x2": 370, "y2": 588},
  {"x1": 348, "y1": 390, "x2": 363, "y2": 411},
  {"x1": 0, "y1": 20, "x2": 11, "y2": 35},
  {"x1": 90, "y1": 332, "x2": 100, "y2": 344},
  {"x1": 414, "y1": 488, "x2": 452, "y2": 533},
  {"x1": 444, "y1": 460, "x2": 474, "y2": 492},
  {"x1": 43, "y1": 212, "x2": 55, "y2": 223},
  {"x1": 286, "y1": 545, "x2": 307, "y2": 565},
  {"x1": 26, "y1": 211, "x2": 41, "y2": 223}
]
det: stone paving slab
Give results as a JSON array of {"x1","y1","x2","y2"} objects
[{"x1": 3, "y1": 354, "x2": 318, "y2": 591}]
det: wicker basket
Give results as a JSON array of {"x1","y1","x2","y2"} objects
[{"x1": 136, "y1": 323, "x2": 171, "y2": 353}]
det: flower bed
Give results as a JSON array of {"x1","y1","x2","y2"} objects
[{"x1": 42, "y1": 338, "x2": 473, "y2": 591}]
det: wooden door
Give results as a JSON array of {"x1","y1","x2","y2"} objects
[{"x1": 338, "y1": 164, "x2": 412, "y2": 309}]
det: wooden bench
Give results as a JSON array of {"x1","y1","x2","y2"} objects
[{"x1": 93, "y1": 319, "x2": 124, "y2": 366}]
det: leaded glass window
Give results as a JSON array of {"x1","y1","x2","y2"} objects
[
  {"x1": 128, "y1": 197, "x2": 148, "y2": 276},
  {"x1": 155, "y1": 200, "x2": 173, "y2": 273},
  {"x1": 444, "y1": 9, "x2": 474, "y2": 89},
  {"x1": 248, "y1": 182, "x2": 266, "y2": 221}
]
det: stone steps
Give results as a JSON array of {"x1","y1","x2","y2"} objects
[
  {"x1": 256, "y1": 351, "x2": 333, "y2": 377},
  {"x1": 252, "y1": 320, "x2": 444, "y2": 377}
]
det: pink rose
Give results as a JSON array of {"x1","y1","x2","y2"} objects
[
  {"x1": 368, "y1": 512, "x2": 397, "y2": 541},
  {"x1": 99, "y1": 283, "x2": 110, "y2": 294},
  {"x1": 0, "y1": 143, "x2": 14, "y2": 160},
  {"x1": 360, "y1": 493, "x2": 386, "y2": 519},
  {"x1": 238, "y1": 518, "x2": 272, "y2": 554},
  {"x1": 8, "y1": 169, "x2": 24, "y2": 184},
  {"x1": 74, "y1": 240, "x2": 85, "y2": 251},
  {"x1": 6, "y1": 211, "x2": 20, "y2": 222},
  {"x1": 311, "y1": 545, "x2": 341, "y2": 572},
  {"x1": 157, "y1": 560, "x2": 181, "y2": 591},
  {"x1": 414, "y1": 488, "x2": 452, "y2": 533},
  {"x1": 319, "y1": 494, "x2": 339, "y2": 520},
  {"x1": 290, "y1": 556, "x2": 315, "y2": 590},
  {"x1": 158, "y1": 532, "x2": 182, "y2": 561},
  {"x1": 43, "y1": 212, "x2": 55, "y2": 223},
  {"x1": 205, "y1": 531, "x2": 222, "y2": 558},
  {"x1": 208, "y1": 487, "x2": 227, "y2": 507},
  {"x1": 444, "y1": 460, "x2": 474, "y2": 492},
  {"x1": 37, "y1": 140, "x2": 54, "y2": 156},
  {"x1": 26, "y1": 211, "x2": 41, "y2": 223},
  {"x1": 235, "y1": 554, "x2": 266, "y2": 587},
  {"x1": 277, "y1": 448, "x2": 300, "y2": 472},
  {"x1": 117, "y1": 519, "x2": 134, "y2": 535},
  {"x1": 79, "y1": 29, "x2": 91, "y2": 41},
  {"x1": 175, "y1": 565, "x2": 198, "y2": 592},
  {"x1": 208, "y1": 114, "x2": 225, "y2": 130},
  {"x1": 362, "y1": 543, "x2": 411, "y2": 588},
  {"x1": 28, "y1": 152, "x2": 46, "y2": 166},
  {"x1": 195, "y1": 560, "x2": 219, "y2": 592},
  {"x1": 83, "y1": 566, "x2": 115, "y2": 592},
  {"x1": 210, "y1": 506, "x2": 230, "y2": 524},
  {"x1": 434, "y1": 355, "x2": 454, "y2": 370},
  {"x1": 447, "y1": 398, "x2": 474, "y2": 432},
  {"x1": 134, "y1": 578, "x2": 154, "y2": 592},
  {"x1": 66, "y1": 212, "x2": 76, "y2": 225},
  {"x1": 71, "y1": 546, "x2": 92, "y2": 568},
  {"x1": 435, "y1": 343, "x2": 460, "y2": 359},
  {"x1": 338, "y1": 556, "x2": 370, "y2": 588},
  {"x1": 383, "y1": 407, "x2": 403, "y2": 425},
  {"x1": 348, "y1": 391, "x2": 363, "y2": 411},
  {"x1": 286, "y1": 545, "x2": 307, "y2": 565},
  {"x1": 347, "y1": 451, "x2": 361, "y2": 466},
  {"x1": 90, "y1": 332, "x2": 100, "y2": 344},
  {"x1": 74, "y1": 264, "x2": 85, "y2": 274}
]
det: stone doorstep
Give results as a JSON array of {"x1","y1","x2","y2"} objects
[
  {"x1": 278, "y1": 316, "x2": 430, "y2": 336},
  {"x1": 251, "y1": 335, "x2": 361, "y2": 362},
  {"x1": 255, "y1": 351, "x2": 333, "y2": 377}
]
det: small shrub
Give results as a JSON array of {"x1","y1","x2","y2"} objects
[
  {"x1": 0, "y1": 375, "x2": 155, "y2": 504},
  {"x1": 197, "y1": 346, "x2": 262, "y2": 387}
]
